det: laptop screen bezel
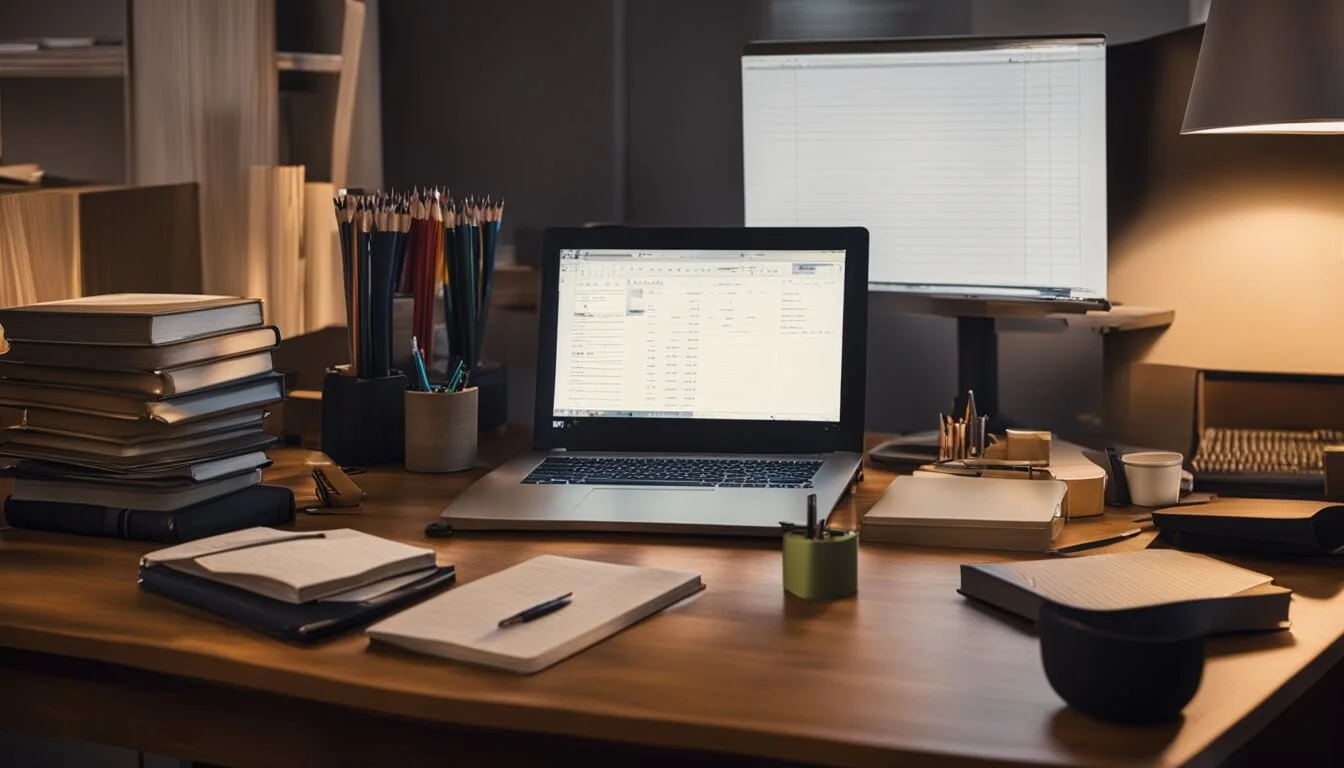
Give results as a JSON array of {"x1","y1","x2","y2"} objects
[{"x1": 533, "y1": 226, "x2": 868, "y2": 454}]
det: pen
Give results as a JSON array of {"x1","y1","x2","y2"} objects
[
  {"x1": 1050, "y1": 528, "x2": 1143, "y2": 555},
  {"x1": 498, "y1": 592, "x2": 574, "y2": 628},
  {"x1": 410, "y1": 335, "x2": 433, "y2": 392},
  {"x1": 806, "y1": 493, "x2": 817, "y2": 540},
  {"x1": 446, "y1": 358, "x2": 465, "y2": 392}
]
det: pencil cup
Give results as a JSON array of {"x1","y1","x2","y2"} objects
[
  {"x1": 321, "y1": 371, "x2": 407, "y2": 467},
  {"x1": 405, "y1": 387, "x2": 478, "y2": 473},
  {"x1": 782, "y1": 531, "x2": 858, "y2": 600}
]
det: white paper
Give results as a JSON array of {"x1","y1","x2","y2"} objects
[{"x1": 980, "y1": 550, "x2": 1273, "y2": 611}]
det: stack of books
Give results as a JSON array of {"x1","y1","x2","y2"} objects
[{"x1": 0, "y1": 294, "x2": 293, "y2": 541}]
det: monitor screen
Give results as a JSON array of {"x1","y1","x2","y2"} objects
[
  {"x1": 552, "y1": 248, "x2": 846, "y2": 422},
  {"x1": 742, "y1": 37, "x2": 1107, "y2": 300}
]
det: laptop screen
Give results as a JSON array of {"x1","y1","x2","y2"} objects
[{"x1": 552, "y1": 248, "x2": 846, "y2": 423}]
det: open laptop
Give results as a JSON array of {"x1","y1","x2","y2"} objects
[{"x1": 439, "y1": 226, "x2": 869, "y2": 536}]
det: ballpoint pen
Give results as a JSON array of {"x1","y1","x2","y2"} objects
[
  {"x1": 498, "y1": 592, "x2": 574, "y2": 628},
  {"x1": 806, "y1": 493, "x2": 818, "y2": 539},
  {"x1": 410, "y1": 335, "x2": 433, "y2": 392},
  {"x1": 1050, "y1": 528, "x2": 1143, "y2": 555}
]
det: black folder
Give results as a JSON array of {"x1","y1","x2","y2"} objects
[{"x1": 139, "y1": 562, "x2": 457, "y2": 643}]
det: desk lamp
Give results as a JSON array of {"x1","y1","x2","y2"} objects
[{"x1": 1182, "y1": 0, "x2": 1344, "y2": 135}]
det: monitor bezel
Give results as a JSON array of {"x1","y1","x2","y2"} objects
[{"x1": 533, "y1": 226, "x2": 869, "y2": 454}]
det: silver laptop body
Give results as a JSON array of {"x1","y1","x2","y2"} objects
[{"x1": 441, "y1": 226, "x2": 870, "y2": 536}]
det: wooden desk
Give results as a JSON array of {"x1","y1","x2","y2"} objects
[{"x1": 1, "y1": 431, "x2": 1341, "y2": 767}]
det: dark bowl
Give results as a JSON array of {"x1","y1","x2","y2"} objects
[{"x1": 1039, "y1": 601, "x2": 1206, "y2": 725}]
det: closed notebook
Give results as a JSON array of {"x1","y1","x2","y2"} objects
[
  {"x1": 9, "y1": 467, "x2": 262, "y2": 511},
  {"x1": 5, "y1": 484, "x2": 295, "y2": 542},
  {"x1": 0, "y1": 326, "x2": 280, "y2": 371},
  {"x1": 3, "y1": 424, "x2": 271, "y2": 460},
  {"x1": 0, "y1": 351, "x2": 274, "y2": 398},
  {"x1": 20, "y1": 408, "x2": 268, "y2": 444},
  {"x1": 1153, "y1": 499, "x2": 1344, "y2": 556},
  {"x1": 139, "y1": 562, "x2": 456, "y2": 643},
  {"x1": 959, "y1": 550, "x2": 1291, "y2": 634},
  {"x1": 862, "y1": 475, "x2": 1067, "y2": 552},
  {"x1": 11, "y1": 451, "x2": 271, "y2": 485},
  {"x1": 0, "y1": 294, "x2": 263, "y2": 345},
  {"x1": 366, "y1": 554, "x2": 704, "y2": 674},
  {"x1": 0, "y1": 430, "x2": 275, "y2": 473},
  {"x1": 143, "y1": 527, "x2": 437, "y2": 604},
  {"x1": 0, "y1": 374, "x2": 284, "y2": 422}
]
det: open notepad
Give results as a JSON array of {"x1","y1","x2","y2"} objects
[
  {"x1": 367, "y1": 555, "x2": 704, "y2": 674},
  {"x1": 143, "y1": 527, "x2": 436, "y2": 604}
]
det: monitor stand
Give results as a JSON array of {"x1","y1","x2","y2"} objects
[{"x1": 867, "y1": 296, "x2": 1101, "y2": 470}]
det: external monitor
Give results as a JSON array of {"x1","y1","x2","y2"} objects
[{"x1": 742, "y1": 35, "x2": 1107, "y2": 304}]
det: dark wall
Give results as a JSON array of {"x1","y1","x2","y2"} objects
[
  {"x1": 0, "y1": 0, "x2": 127, "y2": 181},
  {"x1": 379, "y1": 0, "x2": 622, "y2": 238},
  {"x1": 377, "y1": 0, "x2": 1196, "y2": 436}
]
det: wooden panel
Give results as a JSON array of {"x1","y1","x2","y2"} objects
[
  {"x1": 78, "y1": 183, "x2": 202, "y2": 295},
  {"x1": 0, "y1": 434, "x2": 1342, "y2": 767},
  {"x1": 130, "y1": 0, "x2": 278, "y2": 295}
]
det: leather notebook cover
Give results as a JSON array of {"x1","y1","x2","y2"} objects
[
  {"x1": 3, "y1": 484, "x2": 296, "y2": 542},
  {"x1": 1153, "y1": 499, "x2": 1344, "y2": 555},
  {"x1": 139, "y1": 562, "x2": 457, "y2": 643}
]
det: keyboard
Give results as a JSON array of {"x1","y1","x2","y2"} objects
[
  {"x1": 1192, "y1": 428, "x2": 1344, "y2": 476},
  {"x1": 521, "y1": 456, "x2": 823, "y2": 488}
]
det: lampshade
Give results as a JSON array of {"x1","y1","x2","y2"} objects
[{"x1": 1182, "y1": 0, "x2": 1344, "y2": 134}]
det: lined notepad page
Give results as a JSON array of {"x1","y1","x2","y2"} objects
[
  {"x1": 743, "y1": 40, "x2": 1107, "y2": 296},
  {"x1": 143, "y1": 527, "x2": 321, "y2": 564},
  {"x1": 980, "y1": 550, "x2": 1272, "y2": 611},
  {"x1": 192, "y1": 529, "x2": 432, "y2": 589},
  {"x1": 367, "y1": 555, "x2": 702, "y2": 673}
]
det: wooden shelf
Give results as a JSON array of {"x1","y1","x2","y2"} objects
[
  {"x1": 0, "y1": 46, "x2": 125, "y2": 78},
  {"x1": 275, "y1": 51, "x2": 342, "y2": 74}
]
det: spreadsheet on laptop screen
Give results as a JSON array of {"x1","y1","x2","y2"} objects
[
  {"x1": 552, "y1": 248, "x2": 845, "y2": 422},
  {"x1": 742, "y1": 38, "x2": 1107, "y2": 299}
]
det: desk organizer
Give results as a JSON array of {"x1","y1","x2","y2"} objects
[
  {"x1": 472, "y1": 362, "x2": 507, "y2": 430},
  {"x1": 782, "y1": 530, "x2": 858, "y2": 600},
  {"x1": 321, "y1": 370, "x2": 407, "y2": 467},
  {"x1": 405, "y1": 387, "x2": 478, "y2": 473}
]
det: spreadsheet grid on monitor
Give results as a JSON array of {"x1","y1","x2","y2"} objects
[
  {"x1": 553, "y1": 249, "x2": 846, "y2": 422},
  {"x1": 742, "y1": 38, "x2": 1107, "y2": 299}
]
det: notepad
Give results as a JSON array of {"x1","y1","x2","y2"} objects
[
  {"x1": 862, "y1": 475, "x2": 1067, "y2": 551},
  {"x1": 366, "y1": 554, "x2": 704, "y2": 674},
  {"x1": 144, "y1": 527, "x2": 436, "y2": 604},
  {"x1": 960, "y1": 550, "x2": 1291, "y2": 633}
]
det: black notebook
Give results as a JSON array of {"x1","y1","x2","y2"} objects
[
  {"x1": 1153, "y1": 499, "x2": 1344, "y2": 556},
  {"x1": 3, "y1": 484, "x2": 296, "y2": 542},
  {"x1": 139, "y1": 562, "x2": 457, "y2": 643}
]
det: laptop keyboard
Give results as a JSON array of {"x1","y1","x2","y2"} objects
[{"x1": 521, "y1": 456, "x2": 823, "y2": 488}]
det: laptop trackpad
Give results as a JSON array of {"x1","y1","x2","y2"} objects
[{"x1": 569, "y1": 488, "x2": 714, "y2": 524}]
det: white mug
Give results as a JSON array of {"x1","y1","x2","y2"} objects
[{"x1": 1121, "y1": 451, "x2": 1184, "y2": 507}]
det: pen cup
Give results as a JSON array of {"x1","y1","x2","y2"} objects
[
  {"x1": 321, "y1": 370, "x2": 408, "y2": 467},
  {"x1": 782, "y1": 530, "x2": 858, "y2": 600},
  {"x1": 405, "y1": 387, "x2": 478, "y2": 473}
]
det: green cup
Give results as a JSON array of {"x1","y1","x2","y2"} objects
[{"x1": 782, "y1": 530, "x2": 858, "y2": 600}]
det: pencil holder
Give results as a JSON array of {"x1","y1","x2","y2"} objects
[
  {"x1": 320, "y1": 371, "x2": 407, "y2": 467},
  {"x1": 782, "y1": 531, "x2": 858, "y2": 600},
  {"x1": 405, "y1": 387, "x2": 478, "y2": 473}
]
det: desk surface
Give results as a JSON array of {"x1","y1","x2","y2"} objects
[{"x1": 1, "y1": 431, "x2": 1342, "y2": 767}]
